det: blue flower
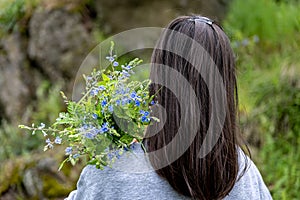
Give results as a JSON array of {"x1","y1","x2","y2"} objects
[
  {"x1": 116, "y1": 99, "x2": 121, "y2": 105},
  {"x1": 150, "y1": 100, "x2": 155, "y2": 105},
  {"x1": 107, "y1": 152, "x2": 113, "y2": 160},
  {"x1": 100, "y1": 122, "x2": 109, "y2": 133},
  {"x1": 73, "y1": 154, "x2": 80, "y2": 159},
  {"x1": 108, "y1": 105, "x2": 114, "y2": 113},
  {"x1": 121, "y1": 98, "x2": 130, "y2": 105},
  {"x1": 82, "y1": 124, "x2": 89, "y2": 130},
  {"x1": 38, "y1": 123, "x2": 45, "y2": 129},
  {"x1": 122, "y1": 65, "x2": 132, "y2": 70},
  {"x1": 106, "y1": 56, "x2": 115, "y2": 62},
  {"x1": 45, "y1": 138, "x2": 53, "y2": 149},
  {"x1": 135, "y1": 99, "x2": 141, "y2": 106},
  {"x1": 92, "y1": 113, "x2": 98, "y2": 119},
  {"x1": 90, "y1": 89, "x2": 98, "y2": 96},
  {"x1": 80, "y1": 125, "x2": 100, "y2": 139},
  {"x1": 115, "y1": 89, "x2": 122, "y2": 95},
  {"x1": 65, "y1": 147, "x2": 72, "y2": 155},
  {"x1": 98, "y1": 85, "x2": 106, "y2": 91},
  {"x1": 85, "y1": 132, "x2": 95, "y2": 139},
  {"x1": 101, "y1": 100, "x2": 107, "y2": 107},
  {"x1": 141, "y1": 116, "x2": 150, "y2": 123},
  {"x1": 130, "y1": 92, "x2": 137, "y2": 99},
  {"x1": 126, "y1": 65, "x2": 132, "y2": 70},
  {"x1": 113, "y1": 61, "x2": 119, "y2": 67},
  {"x1": 140, "y1": 109, "x2": 150, "y2": 122},
  {"x1": 120, "y1": 70, "x2": 130, "y2": 79},
  {"x1": 115, "y1": 151, "x2": 121, "y2": 159},
  {"x1": 100, "y1": 127, "x2": 108, "y2": 133},
  {"x1": 54, "y1": 136, "x2": 62, "y2": 144},
  {"x1": 143, "y1": 111, "x2": 150, "y2": 116}
]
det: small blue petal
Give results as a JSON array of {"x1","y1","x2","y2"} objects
[
  {"x1": 141, "y1": 116, "x2": 150, "y2": 123},
  {"x1": 106, "y1": 56, "x2": 115, "y2": 62},
  {"x1": 135, "y1": 100, "x2": 140, "y2": 106},
  {"x1": 85, "y1": 132, "x2": 95, "y2": 139},
  {"x1": 108, "y1": 105, "x2": 114, "y2": 113},
  {"x1": 107, "y1": 153, "x2": 113, "y2": 160},
  {"x1": 101, "y1": 100, "x2": 107, "y2": 107},
  {"x1": 144, "y1": 111, "x2": 150, "y2": 116},
  {"x1": 130, "y1": 92, "x2": 137, "y2": 99},
  {"x1": 98, "y1": 85, "x2": 105, "y2": 91},
  {"x1": 73, "y1": 154, "x2": 80, "y2": 158},
  {"x1": 113, "y1": 61, "x2": 119, "y2": 67},
  {"x1": 92, "y1": 114, "x2": 98, "y2": 119},
  {"x1": 54, "y1": 136, "x2": 62, "y2": 144},
  {"x1": 90, "y1": 89, "x2": 99, "y2": 96},
  {"x1": 65, "y1": 147, "x2": 72, "y2": 155},
  {"x1": 82, "y1": 124, "x2": 88, "y2": 129}
]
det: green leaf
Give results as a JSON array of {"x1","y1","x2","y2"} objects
[
  {"x1": 102, "y1": 73, "x2": 110, "y2": 82},
  {"x1": 113, "y1": 106, "x2": 131, "y2": 120},
  {"x1": 87, "y1": 159, "x2": 97, "y2": 165},
  {"x1": 58, "y1": 157, "x2": 69, "y2": 171},
  {"x1": 120, "y1": 134, "x2": 134, "y2": 144}
]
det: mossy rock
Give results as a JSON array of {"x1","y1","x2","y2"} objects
[
  {"x1": 0, "y1": 161, "x2": 22, "y2": 194},
  {"x1": 0, "y1": 146, "x2": 85, "y2": 199},
  {"x1": 41, "y1": 174, "x2": 73, "y2": 198}
]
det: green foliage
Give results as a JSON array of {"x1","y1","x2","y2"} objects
[
  {"x1": 32, "y1": 81, "x2": 64, "y2": 124},
  {"x1": 260, "y1": 134, "x2": 300, "y2": 200},
  {"x1": 0, "y1": 121, "x2": 24, "y2": 160},
  {"x1": 0, "y1": 0, "x2": 25, "y2": 35},
  {"x1": 20, "y1": 42, "x2": 157, "y2": 170},
  {"x1": 0, "y1": 0, "x2": 40, "y2": 36},
  {"x1": 224, "y1": 0, "x2": 300, "y2": 48},
  {"x1": 252, "y1": 70, "x2": 300, "y2": 199},
  {"x1": 0, "y1": 81, "x2": 64, "y2": 162},
  {"x1": 224, "y1": 0, "x2": 300, "y2": 199},
  {"x1": 254, "y1": 77, "x2": 300, "y2": 139}
]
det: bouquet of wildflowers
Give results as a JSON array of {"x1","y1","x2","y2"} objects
[{"x1": 19, "y1": 42, "x2": 157, "y2": 170}]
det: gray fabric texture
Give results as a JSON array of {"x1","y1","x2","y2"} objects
[{"x1": 65, "y1": 143, "x2": 272, "y2": 200}]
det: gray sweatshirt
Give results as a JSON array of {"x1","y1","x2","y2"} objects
[{"x1": 65, "y1": 143, "x2": 272, "y2": 200}]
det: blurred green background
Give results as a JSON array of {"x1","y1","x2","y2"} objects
[{"x1": 0, "y1": 0, "x2": 299, "y2": 199}]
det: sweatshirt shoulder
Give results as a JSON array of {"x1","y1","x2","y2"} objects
[{"x1": 225, "y1": 149, "x2": 272, "y2": 200}]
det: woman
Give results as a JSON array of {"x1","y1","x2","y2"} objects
[{"x1": 66, "y1": 16, "x2": 272, "y2": 200}]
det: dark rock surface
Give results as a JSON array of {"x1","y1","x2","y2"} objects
[
  {"x1": 95, "y1": 0, "x2": 230, "y2": 34},
  {"x1": 28, "y1": 8, "x2": 92, "y2": 81}
]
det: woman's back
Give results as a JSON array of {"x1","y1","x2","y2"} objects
[
  {"x1": 66, "y1": 143, "x2": 272, "y2": 200},
  {"x1": 66, "y1": 15, "x2": 273, "y2": 199}
]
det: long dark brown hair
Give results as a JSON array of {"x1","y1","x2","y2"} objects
[{"x1": 142, "y1": 15, "x2": 249, "y2": 200}]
